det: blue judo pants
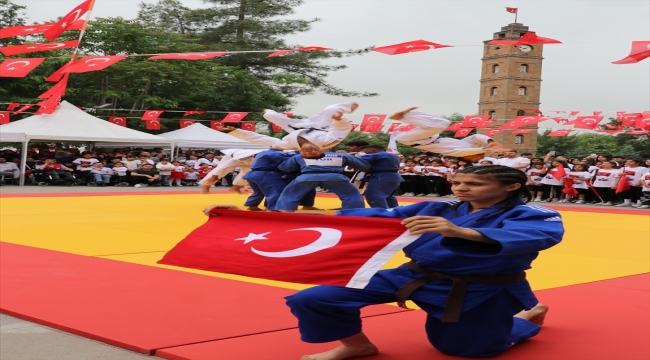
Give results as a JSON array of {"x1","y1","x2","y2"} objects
[
  {"x1": 363, "y1": 180, "x2": 401, "y2": 209},
  {"x1": 243, "y1": 179, "x2": 266, "y2": 207},
  {"x1": 277, "y1": 180, "x2": 364, "y2": 210},
  {"x1": 286, "y1": 286, "x2": 541, "y2": 358}
]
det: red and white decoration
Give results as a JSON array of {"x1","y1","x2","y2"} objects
[
  {"x1": 141, "y1": 110, "x2": 164, "y2": 121},
  {"x1": 179, "y1": 120, "x2": 196, "y2": 128},
  {"x1": 222, "y1": 112, "x2": 249, "y2": 123},
  {"x1": 0, "y1": 111, "x2": 10, "y2": 124},
  {"x1": 108, "y1": 116, "x2": 127, "y2": 127},
  {"x1": 0, "y1": 58, "x2": 46, "y2": 78}
]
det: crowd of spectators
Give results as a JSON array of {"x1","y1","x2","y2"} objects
[{"x1": 0, "y1": 146, "x2": 648, "y2": 209}]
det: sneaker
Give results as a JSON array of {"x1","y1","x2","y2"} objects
[
  {"x1": 415, "y1": 193, "x2": 426, "y2": 197},
  {"x1": 636, "y1": 205, "x2": 650, "y2": 209},
  {"x1": 533, "y1": 198, "x2": 542, "y2": 202},
  {"x1": 134, "y1": 184, "x2": 142, "y2": 188},
  {"x1": 551, "y1": 199, "x2": 560, "y2": 203},
  {"x1": 614, "y1": 203, "x2": 631, "y2": 207},
  {"x1": 575, "y1": 200, "x2": 585, "y2": 204},
  {"x1": 601, "y1": 202, "x2": 613, "y2": 206},
  {"x1": 402, "y1": 192, "x2": 414, "y2": 197}
]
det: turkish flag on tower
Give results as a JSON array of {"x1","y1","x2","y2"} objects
[
  {"x1": 108, "y1": 116, "x2": 127, "y2": 127},
  {"x1": 484, "y1": 129, "x2": 502, "y2": 137},
  {"x1": 158, "y1": 210, "x2": 420, "y2": 288},
  {"x1": 241, "y1": 121, "x2": 257, "y2": 131},
  {"x1": 513, "y1": 116, "x2": 543, "y2": 125},
  {"x1": 145, "y1": 119, "x2": 161, "y2": 130},
  {"x1": 222, "y1": 112, "x2": 248, "y2": 123},
  {"x1": 43, "y1": 0, "x2": 93, "y2": 40},
  {"x1": 505, "y1": 7, "x2": 518, "y2": 13},
  {"x1": 179, "y1": 120, "x2": 195, "y2": 128},
  {"x1": 210, "y1": 121, "x2": 224, "y2": 131},
  {"x1": 0, "y1": 40, "x2": 79, "y2": 56},
  {"x1": 63, "y1": 55, "x2": 127, "y2": 73},
  {"x1": 573, "y1": 116, "x2": 603, "y2": 129},
  {"x1": 0, "y1": 111, "x2": 10, "y2": 124},
  {"x1": 141, "y1": 110, "x2": 163, "y2": 120},
  {"x1": 0, "y1": 58, "x2": 46, "y2": 78}
]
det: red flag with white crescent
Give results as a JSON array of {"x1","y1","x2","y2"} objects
[
  {"x1": 484, "y1": 129, "x2": 502, "y2": 137},
  {"x1": 620, "y1": 113, "x2": 641, "y2": 127},
  {"x1": 475, "y1": 119, "x2": 496, "y2": 128},
  {"x1": 460, "y1": 115, "x2": 489, "y2": 128},
  {"x1": 372, "y1": 40, "x2": 452, "y2": 55},
  {"x1": 241, "y1": 121, "x2": 257, "y2": 131},
  {"x1": 573, "y1": 116, "x2": 603, "y2": 130},
  {"x1": 222, "y1": 112, "x2": 248, "y2": 123},
  {"x1": 360, "y1": 124, "x2": 383, "y2": 133},
  {"x1": 210, "y1": 121, "x2": 224, "y2": 131},
  {"x1": 7, "y1": 103, "x2": 20, "y2": 111},
  {"x1": 0, "y1": 40, "x2": 79, "y2": 56},
  {"x1": 148, "y1": 52, "x2": 227, "y2": 60},
  {"x1": 396, "y1": 124, "x2": 416, "y2": 132},
  {"x1": 547, "y1": 130, "x2": 573, "y2": 137},
  {"x1": 158, "y1": 210, "x2": 420, "y2": 288},
  {"x1": 179, "y1": 120, "x2": 196, "y2": 128},
  {"x1": 145, "y1": 119, "x2": 161, "y2": 130},
  {"x1": 0, "y1": 24, "x2": 52, "y2": 39},
  {"x1": 0, "y1": 111, "x2": 10, "y2": 124},
  {"x1": 37, "y1": 73, "x2": 69, "y2": 99},
  {"x1": 43, "y1": 0, "x2": 92, "y2": 40},
  {"x1": 0, "y1": 58, "x2": 46, "y2": 78},
  {"x1": 635, "y1": 115, "x2": 650, "y2": 129},
  {"x1": 12, "y1": 104, "x2": 34, "y2": 115},
  {"x1": 34, "y1": 96, "x2": 61, "y2": 115},
  {"x1": 513, "y1": 116, "x2": 543, "y2": 125},
  {"x1": 64, "y1": 55, "x2": 127, "y2": 73},
  {"x1": 271, "y1": 123, "x2": 283, "y2": 132},
  {"x1": 360, "y1": 114, "x2": 386, "y2": 127},
  {"x1": 387, "y1": 123, "x2": 401, "y2": 133},
  {"x1": 454, "y1": 128, "x2": 472, "y2": 138},
  {"x1": 445, "y1": 122, "x2": 463, "y2": 131},
  {"x1": 183, "y1": 110, "x2": 206, "y2": 117},
  {"x1": 141, "y1": 110, "x2": 163, "y2": 120},
  {"x1": 109, "y1": 116, "x2": 127, "y2": 127},
  {"x1": 498, "y1": 119, "x2": 524, "y2": 130}
]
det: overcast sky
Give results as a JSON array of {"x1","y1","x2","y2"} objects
[{"x1": 17, "y1": 0, "x2": 650, "y2": 130}]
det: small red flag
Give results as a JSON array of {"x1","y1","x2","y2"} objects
[
  {"x1": 593, "y1": 111, "x2": 602, "y2": 116},
  {"x1": 372, "y1": 40, "x2": 452, "y2": 55},
  {"x1": 7, "y1": 103, "x2": 20, "y2": 111},
  {"x1": 183, "y1": 110, "x2": 205, "y2": 117},
  {"x1": 511, "y1": 129, "x2": 532, "y2": 134},
  {"x1": 37, "y1": 73, "x2": 69, "y2": 99},
  {"x1": 297, "y1": 46, "x2": 334, "y2": 52},
  {"x1": 505, "y1": 7, "x2": 518, "y2": 14},
  {"x1": 179, "y1": 120, "x2": 195, "y2": 128},
  {"x1": 460, "y1": 115, "x2": 489, "y2": 128},
  {"x1": 612, "y1": 41, "x2": 650, "y2": 65},
  {"x1": 45, "y1": 56, "x2": 76, "y2": 82},
  {"x1": 484, "y1": 129, "x2": 502, "y2": 137},
  {"x1": 43, "y1": 0, "x2": 92, "y2": 40},
  {"x1": 109, "y1": 116, "x2": 127, "y2": 127},
  {"x1": 148, "y1": 52, "x2": 227, "y2": 60},
  {"x1": 141, "y1": 110, "x2": 164, "y2": 120},
  {"x1": 360, "y1": 114, "x2": 386, "y2": 127},
  {"x1": 615, "y1": 172, "x2": 631, "y2": 194},
  {"x1": 573, "y1": 116, "x2": 603, "y2": 129},
  {"x1": 0, "y1": 40, "x2": 79, "y2": 56},
  {"x1": 488, "y1": 32, "x2": 561, "y2": 45},
  {"x1": 158, "y1": 210, "x2": 419, "y2": 287},
  {"x1": 241, "y1": 121, "x2": 257, "y2": 131},
  {"x1": 351, "y1": 124, "x2": 360, "y2": 131},
  {"x1": 360, "y1": 124, "x2": 383, "y2": 133},
  {"x1": 145, "y1": 119, "x2": 161, "y2": 130},
  {"x1": 0, "y1": 58, "x2": 46, "y2": 78},
  {"x1": 569, "y1": 111, "x2": 580, "y2": 117},
  {"x1": 13, "y1": 104, "x2": 35, "y2": 115},
  {"x1": 547, "y1": 130, "x2": 573, "y2": 137},
  {"x1": 210, "y1": 121, "x2": 224, "y2": 131},
  {"x1": 620, "y1": 113, "x2": 641, "y2": 127},
  {"x1": 0, "y1": 111, "x2": 10, "y2": 124},
  {"x1": 64, "y1": 55, "x2": 127, "y2": 73},
  {"x1": 0, "y1": 24, "x2": 52, "y2": 39},
  {"x1": 386, "y1": 123, "x2": 401, "y2": 133},
  {"x1": 270, "y1": 123, "x2": 283, "y2": 132},
  {"x1": 445, "y1": 122, "x2": 464, "y2": 131},
  {"x1": 222, "y1": 112, "x2": 248, "y2": 123},
  {"x1": 267, "y1": 50, "x2": 295, "y2": 57},
  {"x1": 513, "y1": 116, "x2": 544, "y2": 125},
  {"x1": 454, "y1": 128, "x2": 472, "y2": 138},
  {"x1": 635, "y1": 116, "x2": 650, "y2": 129},
  {"x1": 34, "y1": 96, "x2": 61, "y2": 115},
  {"x1": 552, "y1": 164, "x2": 567, "y2": 181}
]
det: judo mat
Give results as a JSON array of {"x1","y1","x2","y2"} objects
[{"x1": 1, "y1": 190, "x2": 648, "y2": 359}]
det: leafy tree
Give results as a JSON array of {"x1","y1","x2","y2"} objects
[{"x1": 0, "y1": 0, "x2": 26, "y2": 46}]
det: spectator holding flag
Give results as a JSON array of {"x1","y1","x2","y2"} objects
[
  {"x1": 540, "y1": 160, "x2": 568, "y2": 203},
  {"x1": 614, "y1": 159, "x2": 648, "y2": 207},
  {"x1": 591, "y1": 161, "x2": 620, "y2": 206}
]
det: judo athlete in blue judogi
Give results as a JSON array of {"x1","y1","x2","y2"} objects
[
  {"x1": 357, "y1": 144, "x2": 404, "y2": 209},
  {"x1": 286, "y1": 166, "x2": 564, "y2": 360},
  {"x1": 241, "y1": 149, "x2": 297, "y2": 211},
  {"x1": 276, "y1": 146, "x2": 371, "y2": 211}
]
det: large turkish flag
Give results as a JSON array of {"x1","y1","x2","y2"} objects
[{"x1": 158, "y1": 210, "x2": 420, "y2": 288}]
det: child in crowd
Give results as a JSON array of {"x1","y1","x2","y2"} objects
[
  {"x1": 90, "y1": 162, "x2": 114, "y2": 186},
  {"x1": 424, "y1": 159, "x2": 448, "y2": 197},
  {"x1": 566, "y1": 164, "x2": 591, "y2": 204},
  {"x1": 184, "y1": 155, "x2": 199, "y2": 168},
  {"x1": 399, "y1": 159, "x2": 423, "y2": 197},
  {"x1": 170, "y1": 161, "x2": 185, "y2": 186},
  {"x1": 526, "y1": 163, "x2": 546, "y2": 201},
  {"x1": 540, "y1": 160, "x2": 568, "y2": 203},
  {"x1": 123, "y1": 155, "x2": 139, "y2": 172},
  {"x1": 591, "y1": 161, "x2": 620, "y2": 206},
  {"x1": 156, "y1": 158, "x2": 175, "y2": 186},
  {"x1": 112, "y1": 161, "x2": 129, "y2": 186},
  {"x1": 184, "y1": 167, "x2": 199, "y2": 186}
]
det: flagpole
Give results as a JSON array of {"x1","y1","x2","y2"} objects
[{"x1": 514, "y1": 9, "x2": 518, "y2": 23}]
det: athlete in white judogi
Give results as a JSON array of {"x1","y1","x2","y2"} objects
[
  {"x1": 199, "y1": 149, "x2": 263, "y2": 194},
  {"x1": 225, "y1": 103, "x2": 358, "y2": 151},
  {"x1": 390, "y1": 107, "x2": 510, "y2": 162}
]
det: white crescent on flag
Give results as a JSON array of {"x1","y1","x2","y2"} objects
[
  {"x1": 229, "y1": 114, "x2": 242, "y2": 120},
  {"x1": 86, "y1": 58, "x2": 112, "y2": 66},
  {"x1": 63, "y1": 9, "x2": 83, "y2": 26},
  {"x1": 43, "y1": 43, "x2": 67, "y2": 49},
  {"x1": 182, "y1": 121, "x2": 193, "y2": 126},
  {"x1": 0, "y1": 113, "x2": 5, "y2": 119},
  {"x1": 247, "y1": 228, "x2": 343, "y2": 258},
  {"x1": 5, "y1": 60, "x2": 31, "y2": 69},
  {"x1": 150, "y1": 120, "x2": 159, "y2": 126}
]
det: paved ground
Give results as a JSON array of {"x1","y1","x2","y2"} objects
[{"x1": 1, "y1": 314, "x2": 163, "y2": 360}]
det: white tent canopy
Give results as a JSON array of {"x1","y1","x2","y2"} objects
[
  {"x1": 157, "y1": 122, "x2": 267, "y2": 149},
  {"x1": 0, "y1": 101, "x2": 174, "y2": 185}
]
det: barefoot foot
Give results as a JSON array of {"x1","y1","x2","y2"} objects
[
  {"x1": 514, "y1": 304, "x2": 549, "y2": 326},
  {"x1": 301, "y1": 206, "x2": 322, "y2": 210},
  {"x1": 300, "y1": 343, "x2": 378, "y2": 360}
]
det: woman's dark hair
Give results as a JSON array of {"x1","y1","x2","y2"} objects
[
  {"x1": 573, "y1": 164, "x2": 588, "y2": 172},
  {"x1": 449, "y1": 165, "x2": 532, "y2": 217},
  {"x1": 551, "y1": 159, "x2": 570, "y2": 168}
]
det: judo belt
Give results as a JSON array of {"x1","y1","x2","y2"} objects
[
  {"x1": 288, "y1": 125, "x2": 326, "y2": 133},
  {"x1": 395, "y1": 260, "x2": 526, "y2": 323}
]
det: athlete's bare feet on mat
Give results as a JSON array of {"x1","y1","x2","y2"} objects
[
  {"x1": 300, "y1": 344, "x2": 378, "y2": 360},
  {"x1": 229, "y1": 185, "x2": 245, "y2": 194},
  {"x1": 514, "y1": 303, "x2": 549, "y2": 326},
  {"x1": 301, "y1": 206, "x2": 322, "y2": 210},
  {"x1": 389, "y1": 107, "x2": 418, "y2": 120}
]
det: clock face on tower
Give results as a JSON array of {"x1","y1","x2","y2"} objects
[{"x1": 518, "y1": 45, "x2": 533, "y2": 53}]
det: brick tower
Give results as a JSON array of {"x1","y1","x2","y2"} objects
[{"x1": 477, "y1": 23, "x2": 543, "y2": 154}]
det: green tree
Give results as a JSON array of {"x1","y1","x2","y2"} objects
[
  {"x1": 0, "y1": 0, "x2": 27, "y2": 46},
  {"x1": 137, "y1": 0, "x2": 377, "y2": 98}
]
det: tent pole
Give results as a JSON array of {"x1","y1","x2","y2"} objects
[{"x1": 19, "y1": 140, "x2": 29, "y2": 186}]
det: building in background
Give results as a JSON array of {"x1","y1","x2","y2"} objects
[{"x1": 478, "y1": 23, "x2": 543, "y2": 154}]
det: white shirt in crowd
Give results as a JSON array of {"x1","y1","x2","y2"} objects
[
  {"x1": 134, "y1": 159, "x2": 154, "y2": 166},
  {"x1": 90, "y1": 167, "x2": 113, "y2": 175},
  {"x1": 567, "y1": 171, "x2": 590, "y2": 189},
  {"x1": 424, "y1": 166, "x2": 448, "y2": 177},
  {"x1": 540, "y1": 168, "x2": 565, "y2": 186},
  {"x1": 526, "y1": 168, "x2": 544, "y2": 185},
  {"x1": 72, "y1": 158, "x2": 99, "y2": 171},
  {"x1": 497, "y1": 157, "x2": 530, "y2": 170},
  {"x1": 194, "y1": 158, "x2": 220, "y2": 169},
  {"x1": 592, "y1": 169, "x2": 620, "y2": 188},
  {"x1": 156, "y1": 162, "x2": 175, "y2": 175},
  {"x1": 619, "y1": 167, "x2": 648, "y2": 184},
  {"x1": 640, "y1": 173, "x2": 650, "y2": 191},
  {"x1": 112, "y1": 166, "x2": 128, "y2": 176}
]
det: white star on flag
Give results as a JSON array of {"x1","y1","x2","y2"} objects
[{"x1": 235, "y1": 232, "x2": 271, "y2": 244}]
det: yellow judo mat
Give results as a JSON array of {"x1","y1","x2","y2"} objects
[{"x1": 1, "y1": 193, "x2": 648, "y2": 292}]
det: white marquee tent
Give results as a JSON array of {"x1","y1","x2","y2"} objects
[
  {"x1": 0, "y1": 101, "x2": 174, "y2": 185},
  {"x1": 157, "y1": 123, "x2": 267, "y2": 150}
]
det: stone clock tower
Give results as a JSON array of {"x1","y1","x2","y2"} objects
[{"x1": 477, "y1": 23, "x2": 543, "y2": 154}]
